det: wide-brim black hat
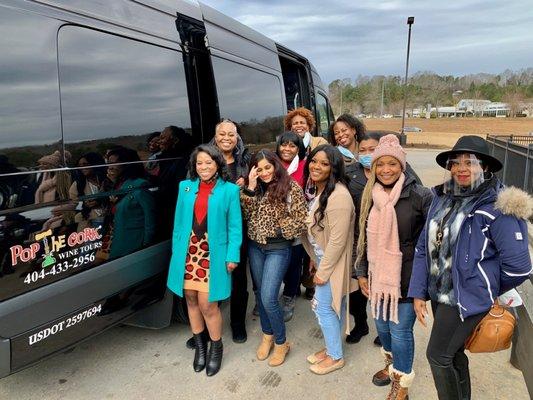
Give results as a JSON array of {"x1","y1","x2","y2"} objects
[{"x1": 436, "y1": 135, "x2": 503, "y2": 172}]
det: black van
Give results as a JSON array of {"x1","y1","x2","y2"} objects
[{"x1": 0, "y1": 0, "x2": 334, "y2": 378}]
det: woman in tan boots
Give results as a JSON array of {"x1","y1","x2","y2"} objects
[
  {"x1": 241, "y1": 150, "x2": 307, "y2": 367},
  {"x1": 301, "y1": 144, "x2": 357, "y2": 375},
  {"x1": 356, "y1": 134, "x2": 431, "y2": 399}
]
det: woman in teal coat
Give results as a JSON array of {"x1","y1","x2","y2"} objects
[
  {"x1": 105, "y1": 147, "x2": 156, "y2": 259},
  {"x1": 167, "y1": 145, "x2": 242, "y2": 377}
]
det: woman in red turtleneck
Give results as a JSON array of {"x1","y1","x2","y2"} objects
[{"x1": 167, "y1": 145, "x2": 242, "y2": 377}]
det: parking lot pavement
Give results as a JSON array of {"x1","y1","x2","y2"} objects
[
  {"x1": 405, "y1": 148, "x2": 443, "y2": 187},
  {"x1": 0, "y1": 298, "x2": 528, "y2": 400},
  {"x1": 0, "y1": 149, "x2": 529, "y2": 400}
]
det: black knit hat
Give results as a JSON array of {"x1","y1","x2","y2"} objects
[{"x1": 436, "y1": 135, "x2": 503, "y2": 172}]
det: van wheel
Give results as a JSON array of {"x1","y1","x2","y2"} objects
[{"x1": 173, "y1": 296, "x2": 189, "y2": 324}]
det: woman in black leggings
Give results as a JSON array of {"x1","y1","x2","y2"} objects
[{"x1": 408, "y1": 136, "x2": 532, "y2": 400}]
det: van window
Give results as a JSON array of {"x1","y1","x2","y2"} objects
[
  {"x1": 58, "y1": 26, "x2": 193, "y2": 248},
  {"x1": 211, "y1": 57, "x2": 284, "y2": 146},
  {"x1": 316, "y1": 92, "x2": 332, "y2": 138},
  {"x1": 0, "y1": 9, "x2": 62, "y2": 171},
  {"x1": 279, "y1": 57, "x2": 310, "y2": 111},
  {"x1": 58, "y1": 26, "x2": 192, "y2": 162}
]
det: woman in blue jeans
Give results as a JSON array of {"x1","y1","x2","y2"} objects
[
  {"x1": 241, "y1": 150, "x2": 307, "y2": 367},
  {"x1": 355, "y1": 135, "x2": 431, "y2": 399},
  {"x1": 301, "y1": 145, "x2": 357, "y2": 375}
]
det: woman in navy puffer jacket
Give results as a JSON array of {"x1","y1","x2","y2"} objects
[{"x1": 408, "y1": 136, "x2": 532, "y2": 400}]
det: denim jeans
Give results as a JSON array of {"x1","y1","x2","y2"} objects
[
  {"x1": 248, "y1": 241, "x2": 291, "y2": 345},
  {"x1": 312, "y1": 281, "x2": 346, "y2": 360},
  {"x1": 374, "y1": 301, "x2": 416, "y2": 373}
]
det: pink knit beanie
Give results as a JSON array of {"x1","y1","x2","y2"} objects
[
  {"x1": 38, "y1": 151, "x2": 62, "y2": 167},
  {"x1": 371, "y1": 134, "x2": 406, "y2": 171},
  {"x1": 37, "y1": 150, "x2": 72, "y2": 167}
]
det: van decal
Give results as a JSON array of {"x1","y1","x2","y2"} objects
[
  {"x1": 28, "y1": 303, "x2": 103, "y2": 346},
  {"x1": 10, "y1": 226, "x2": 102, "y2": 267}
]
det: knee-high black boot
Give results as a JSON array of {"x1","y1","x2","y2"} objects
[
  {"x1": 453, "y1": 351, "x2": 471, "y2": 400},
  {"x1": 430, "y1": 364, "x2": 463, "y2": 400},
  {"x1": 193, "y1": 333, "x2": 208, "y2": 372},
  {"x1": 206, "y1": 339, "x2": 223, "y2": 376}
]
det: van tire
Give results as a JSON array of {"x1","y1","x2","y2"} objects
[{"x1": 173, "y1": 296, "x2": 189, "y2": 324}]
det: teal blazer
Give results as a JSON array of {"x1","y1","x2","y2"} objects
[{"x1": 167, "y1": 178, "x2": 242, "y2": 302}]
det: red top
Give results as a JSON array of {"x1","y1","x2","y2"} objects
[
  {"x1": 282, "y1": 159, "x2": 306, "y2": 188},
  {"x1": 194, "y1": 180, "x2": 216, "y2": 224}
]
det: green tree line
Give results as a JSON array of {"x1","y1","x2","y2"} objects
[{"x1": 328, "y1": 68, "x2": 533, "y2": 117}]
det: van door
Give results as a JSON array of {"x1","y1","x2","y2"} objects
[
  {"x1": 278, "y1": 51, "x2": 312, "y2": 112},
  {"x1": 0, "y1": 5, "x2": 195, "y2": 375}
]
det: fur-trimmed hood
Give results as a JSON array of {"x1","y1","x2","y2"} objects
[{"x1": 495, "y1": 186, "x2": 533, "y2": 220}]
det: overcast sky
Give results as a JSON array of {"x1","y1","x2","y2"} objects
[{"x1": 201, "y1": 0, "x2": 533, "y2": 84}]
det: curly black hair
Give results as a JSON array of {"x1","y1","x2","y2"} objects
[{"x1": 329, "y1": 114, "x2": 366, "y2": 145}]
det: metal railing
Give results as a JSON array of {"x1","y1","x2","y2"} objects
[{"x1": 486, "y1": 135, "x2": 533, "y2": 194}]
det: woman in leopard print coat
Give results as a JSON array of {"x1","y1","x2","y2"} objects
[{"x1": 241, "y1": 149, "x2": 307, "y2": 367}]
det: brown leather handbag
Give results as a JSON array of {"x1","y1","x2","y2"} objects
[{"x1": 465, "y1": 301, "x2": 516, "y2": 353}]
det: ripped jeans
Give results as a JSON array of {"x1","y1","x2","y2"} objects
[{"x1": 312, "y1": 280, "x2": 346, "y2": 360}]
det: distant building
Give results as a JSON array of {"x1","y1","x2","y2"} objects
[
  {"x1": 431, "y1": 106, "x2": 465, "y2": 117},
  {"x1": 481, "y1": 102, "x2": 510, "y2": 117},
  {"x1": 456, "y1": 99, "x2": 491, "y2": 114},
  {"x1": 518, "y1": 102, "x2": 533, "y2": 117},
  {"x1": 415, "y1": 99, "x2": 513, "y2": 118}
]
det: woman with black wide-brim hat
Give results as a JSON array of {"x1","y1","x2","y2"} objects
[{"x1": 408, "y1": 135, "x2": 532, "y2": 400}]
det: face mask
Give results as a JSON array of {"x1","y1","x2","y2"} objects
[{"x1": 359, "y1": 154, "x2": 372, "y2": 169}]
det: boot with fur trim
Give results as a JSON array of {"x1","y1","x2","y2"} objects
[
  {"x1": 372, "y1": 348, "x2": 393, "y2": 386},
  {"x1": 386, "y1": 365, "x2": 415, "y2": 400}
]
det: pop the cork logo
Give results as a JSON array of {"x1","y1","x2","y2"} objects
[{"x1": 10, "y1": 226, "x2": 102, "y2": 268}]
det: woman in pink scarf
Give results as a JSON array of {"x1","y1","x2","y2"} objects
[{"x1": 355, "y1": 134, "x2": 432, "y2": 400}]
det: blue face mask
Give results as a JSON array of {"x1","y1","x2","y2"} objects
[{"x1": 359, "y1": 154, "x2": 372, "y2": 169}]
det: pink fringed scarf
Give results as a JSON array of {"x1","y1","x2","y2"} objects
[{"x1": 367, "y1": 173, "x2": 405, "y2": 324}]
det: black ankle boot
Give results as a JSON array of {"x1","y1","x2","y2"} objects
[
  {"x1": 430, "y1": 364, "x2": 463, "y2": 400},
  {"x1": 206, "y1": 339, "x2": 223, "y2": 376},
  {"x1": 346, "y1": 324, "x2": 369, "y2": 344},
  {"x1": 193, "y1": 333, "x2": 208, "y2": 372},
  {"x1": 187, "y1": 329, "x2": 210, "y2": 350}
]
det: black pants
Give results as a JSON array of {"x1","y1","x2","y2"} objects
[
  {"x1": 300, "y1": 252, "x2": 314, "y2": 289},
  {"x1": 348, "y1": 289, "x2": 368, "y2": 331},
  {"x1": 427, "y1": 302, "x2": 487, "y2": 400},
  {"x1": 230, "y1": 235, "x2": 249, "y2": 331},
  {"x1": 283, "y1": 244, "x2": 304, "y2": 297}
]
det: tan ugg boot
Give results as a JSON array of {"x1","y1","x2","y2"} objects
[
  {"x1": 256, "y1": 334, "x2": 274, "y2": 361},
  {"x1": 386, "y1": 365, "x2": 415, "y2": 400},
  {"x1": 372, "y1": 348, "x2": 393, "y2": 386},
  {"x1": 268, "y1": 341, "x2": 290, "y2": 367}
]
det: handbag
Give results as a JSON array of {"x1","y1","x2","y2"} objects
[{"x1": 465, "y1": 301, "x2": 516, "y2": 353}]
